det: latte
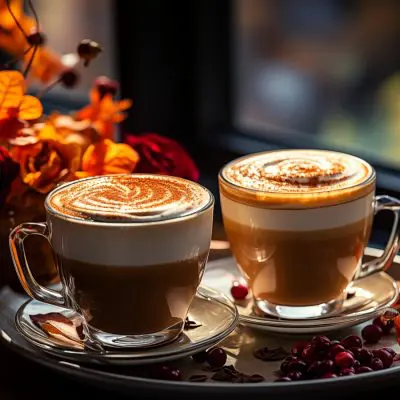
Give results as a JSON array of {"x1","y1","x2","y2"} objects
[
  {"x1": 219, "y1": 150, "x2": 375, "y2": 317},
  {"x1": 43, "y1": 174, "x2": 214, "y2": 341}
]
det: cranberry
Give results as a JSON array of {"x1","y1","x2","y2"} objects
[
  {"x1": 280, "y1": 357, "x2": 298, "y2": 374},
  {"x1": 320, "y1": 360, "x2": 335, "y2": 373},
  {"x1": 230, "y1": 281, "x2": 249, "y2": 300},
  {"x1": 349, "y1": 347, "x2": 361, "y2": 359},
  {"x1": 340, "y1": 335, "x2": 362, "y2": 349},
  {"x1": 328, "y1": 344, "x2": 346, "y2": 359},
  {"x1": 275, "y1": 377, "x2": 292, "y2": 382},
  {"x1": 291, "y1": 341, "x2": 309, "y2": 357},
  {"x1": 307, "y1": 361, "x2": 324, "y2": 378},
  {"x1": 152, "y1": 365, "x2": 183, "y2": 381},
  {"x1": 357, "y1": 348, "x2": 373, "y2": 366},
  {"x1": 382, "y1": 347, "x2": 397, "y2": 358},
  {"x1": 302, "y1": 344, "x2": 317, "y2": 364},
  {"x1": 321, "y1": 372, "x2": 337, "y2": 379},
  {"x1": 373, "y1": 316, "x2": 394, "y2": 334},
  {"x1": 60, "y1": 69, "x2": 79, "y2": 88},
  {"x1": 287, "y1": 360, "x2": 307, "y2": 373},
  {"x1": 362, "y1": 324, "x2": 383, "y2": 344},
  {"x1": 311, "y1": 336, "x2": 331, "y2": 351},
  {"x1": 286, "y1": 371, "x2": 302, "y2": 381},
  {"x1": 27, "y1": 31, "x2": 46, "y2": 46},
  {"x1": 206, "y1": 348, "x2": 227, "y2": 368},
  {"x1": 192, "y1": 351, "x2": 207, "y2": 363},
  {"x1": 353, "y1": 360, "x2": 361, "y2": 369},
  {"x1": 356, "y1": 366, "x2": 373, "y2": 374},
  {"x1": 372, "y1": 349, "x2": 393, "y2": 369},
  {"x1": 339, "y1": 368, "x2": 355, "y2": 376},
  {"x1": 335, "y1": 352, "x2": 355, "y2": 369},
  {"x1": 370, "y1": 358, "x2": 384, "y2": 371}
]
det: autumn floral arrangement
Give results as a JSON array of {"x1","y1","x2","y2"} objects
[
  {"x1": 0, "y1": 0, "x2": 199, "y2": 209},
  {"x1": 0, "y1": 0, "x2": 199, "y2": 289}
]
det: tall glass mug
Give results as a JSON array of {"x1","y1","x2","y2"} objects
[
  {"x1": 10, "y1": 174, "x2": 214, "y2": 348},
  {"x1": 219, "y1": 149, "x2": 400, "y2": 319}
]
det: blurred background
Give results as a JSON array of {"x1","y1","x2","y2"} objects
[{"x1": 9, "y1": 0, "x2": 400, "y2": 245}]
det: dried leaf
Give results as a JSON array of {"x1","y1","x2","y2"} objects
[{"x1": 253, "y1": 346, "x2": 289, "y2": 361}]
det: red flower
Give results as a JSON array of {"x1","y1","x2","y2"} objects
[
  {"x1": 125, "y1": 133, "x2": 199, "y2": 181},
  {"x1": 0, "y1": 146, "x2": 19, "y2": 207}
]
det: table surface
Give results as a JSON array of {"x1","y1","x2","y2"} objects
[{"x1": 1, "y1": 225, "x2": 399, "y2": 400}]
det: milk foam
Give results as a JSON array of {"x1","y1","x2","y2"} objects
[
  {"x1": 49, "y1": 200, "x2": 213, "y2": 266},
  {"x1": 220, "y1": 191, "x2": 374, "y2": 231},
  {"x1": 49, "y1": 174, "x2": 211, "y2": 223},
  {"x1": 222, "y1": 149, "x2": 372, "y2": 194}
]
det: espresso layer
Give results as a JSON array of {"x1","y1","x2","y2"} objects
[
  {"x1": 220, "y1": 150, "x2": 375, "y2": 208},
  {"x1": 223, "y1": 216, "x2": 373, "y2": 306},
  {"x1": 49, "y1": 174, "x2": 211, "y2": 222},
  {"x1": 220, "y1": 192, "x2": 374, "y2": 231},
  {"x1": 58, "y1": 252, "x2": 208, "y2": 334},
  {"x1": 49, "y1": 204, "x2": 213, "y2": 266}
]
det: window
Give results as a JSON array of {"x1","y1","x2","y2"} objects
[{"x1": 234, "y1": 0, "x2": 400, "y2": 169}]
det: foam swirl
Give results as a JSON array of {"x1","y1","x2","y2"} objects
[
  {"x1": 222, "y1": 150, "x2": 372, "y2": 193},
  {"x1": 48, "y1": 175, "x2": 211, "y2": 222}
]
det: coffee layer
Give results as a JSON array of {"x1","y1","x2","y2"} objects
[
  {"x1": 220, "y1": 192, "x2": 374, "y2": 231},
  {"x1": 220, "y1": 150, "x2": 374, "y2": 208},
  {"x1": 49, "y1": 174, "x2": 211, "y2": 222},
  {"x1": 49, "y1": 205, "x2": 213, "y2": 266}
]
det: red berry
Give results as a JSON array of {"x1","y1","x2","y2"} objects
[
  {"x1": 287, "y1": 360, "x2": 307, "y2": 373},
  {"x1": 230, "y1": 281, "x2": 249, "y2": 300},
  {"x1": 355, "y1": 348, "x2": 373, "y2": 366},
  {"x1": 372, "y1": 349, "x2": 393, "y2": 369},
  {"x1": 286, "y1": 371, "x2": 302, "y2": 381},
  {"x1": 382, "y1": 347, "x2": 397, "y2": 358},
  {"x1": 302, "y1": 344, "x2": 317, "y2": 364},
  {"x1": 356, "y1": 366, "x2": 373, "y2": 374},
  {"x1": 340, "y1": 335, "x2": 362, "y2": 349},
  {"x1": 361, "y1": 324, "x2": 383, "y2": 344},
  {"x1": 320, "y1": 360, "x2": 334, "y2": 373},
  {"x1": 206, "y1": 348, "x2": 227, "y2": 368},
  {"x1": 370, "y1": 358, "x2": 384, "y2": 371},
  {"x1": 339, "y1": 368, "x2": 355, "y2": 376},
  {"x1": 321, "y1": 372, "x2": 337, "y2": 379},
  {"x1": 280, "y1": 356, "x2": 298, "y2": 374},
  {"x1": 328, "y1": 344, "x2": 346, "y2": 359},
  {"x1": 307, "y1": 361, "x2": 324, "y2": 378},
  {"x1": 275, "y1": 377, "x2": 292, "y2": 382},
  {"x1": 311, "y1": 336, "x2": 331, "y2": 351},
  {"x1": 152, "y1": 365, "x2": 183, "y2": 381},
  {"x1": 373, "y1": 316, "x2": 394, "y2": 334},
  {"x1": 335, "y1": 352, "x2": 355, "y2": 369},
  {"x1": 291, "y1": 341, "x2": 309, "y2": 357}
]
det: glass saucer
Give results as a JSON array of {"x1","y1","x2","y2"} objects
[
  {"x1": 202, "y1": 257, "x2": 399, "y2": 334},
  {"x1": 15, "y1": 286, "x2": 239, "y2": 365}
]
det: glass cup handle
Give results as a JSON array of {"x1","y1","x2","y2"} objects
[
  {"x1": 356, "y1": 195, "x2": 400, "y2": 279},
  {"x1": 9, "y1": 222, "x2": 65, "y2": 307}
]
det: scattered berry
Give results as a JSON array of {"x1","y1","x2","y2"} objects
[
  {"x1": 356, "y1": 366, "x2": 373, "y2": 374},
  {"x1": 206, "y1": 348, "x2": 227, "y2": 368},
  {"x1": 311, "y1": 336, "x2": 331, "y2": 351},
  {"x1": 370, "y1": 358, "x2": 384, "y2": 371},
  {"x1": 335, "y1": 352, "x2": 355, "y2": 369},
  {"x1": 372, "y1": 349, "x2": 393, "y2": 369},
  {"x1": 286, "y1": 371, "x2": 302, "y2": 381},
  {"x1": 230, "y1": 281, "x2": 249, "y2": 300},
  {"x1": 340, "y1": 335, "x2": 362, "y2": 349},
  {"x1": 361, "y1": 324, "x2": 383, "y2": 344},
  {"x1": 373, "y1": 316, "x2": 394, "y2": 334}
]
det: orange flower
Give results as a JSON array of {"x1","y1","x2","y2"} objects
[
  {"x1": 75, "y1": 88, "x2": 132, "y2": 139},
  {"x1": 76, "y1": 138, "x2": 139, "y2": 178},
  {"x1": 10, "y1": 124, "x2": 81, "y2": 193},
  {"x1": 0, "y1": 70, "x2": 42, "y2": 140}
]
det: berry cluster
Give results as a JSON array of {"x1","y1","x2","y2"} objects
[{"x1": 276, "y1": 330, "x2": 396, "y2": 382}]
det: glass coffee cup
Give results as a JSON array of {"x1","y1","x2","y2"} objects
[
  {"x1": 10, "y1": 174, "x2": 214, "y2": 348},
  {"x1": 219, "y1": 149, "x2": 400, "y2": 319}
]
